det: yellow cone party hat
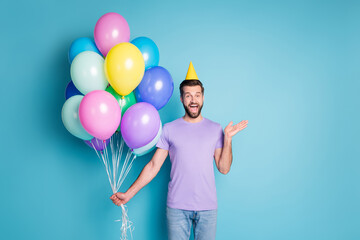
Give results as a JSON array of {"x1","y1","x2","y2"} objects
[{"x1": 185, "y1": 61, "x2": 199, "y2": 80}]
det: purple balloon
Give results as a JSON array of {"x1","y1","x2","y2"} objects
[
  {"x1": 134, "y1": 66, "x2": 174, "y2": 110},
  {"x1": 84, "y1": 137, "x2": 110, "y2": 151},
  {"x1": 121, "y1": 102, "x2": 160, "y2": 149}
]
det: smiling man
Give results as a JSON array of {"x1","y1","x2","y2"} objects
[{"x1": 110, "y1": 62, "x2": 248, "y2": 240}]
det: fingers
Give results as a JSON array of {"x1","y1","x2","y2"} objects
[
  {"x1": 237, "y1": 120, "x2": 248, "y2": 127},
  {"x1": 228, "y1": 120, "x2": 248, "y2": 136},
  {"x1": 113, "y1": 199, "x2": 122, "y2": 206},
  {"x1": 237, "y1": 120, "x2": 248, "y2": 125},
  {"x1": 230, "y1": 120, "x2": 248, "y2": 128},
  {"x1": 110, "y1": 192, "x2": 128, "y2": 206},
  {"x1": 112, "y1": 200, "x2": 121, "y2": 206},
  {"x1": 110, "y1": 196, "x2": 123, "y2": 206},
  {"x1": 226, "y1": 121, "x2": 233, "y2": 128},
  {"x1": 110, "y1": 193, "x2": 119, "y2": 200},
  {"x1": 110, "y1": 192, "x2": 124, "y2": 200},
  {"x1": 110, "y1": 193, "x2": 120, "y2": 206},
  {"x1": 232, "y1": 121, "x2": 246, "y2": 130},
  {"x1": 237, "y1": 120, "x2": 248, "y2": 130},
  {"x1": 115, "y1": 192, "x2": 124, "y2": 198},
  {"x1": 110, "y1": 194, "x2": 119, "y2": 205}
]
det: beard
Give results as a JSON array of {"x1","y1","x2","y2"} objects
[{"x1": 182, "y1": 102, "x2": 203, "y2": 118}]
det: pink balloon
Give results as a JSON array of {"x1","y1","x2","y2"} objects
[
  {"x1": 79, "y1": 90, "x2": 121, "y2": 140},
  {"x1": 94, "y1": 12, "x2": 130, "y2": 56}
]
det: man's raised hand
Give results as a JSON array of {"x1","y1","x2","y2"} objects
[{"x1": 224, "y1": 120, "x2": 248, "y2": 139}]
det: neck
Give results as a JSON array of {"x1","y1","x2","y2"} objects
[{"x1": 182, "y1": 114, "x2": 203, "y2": 123}]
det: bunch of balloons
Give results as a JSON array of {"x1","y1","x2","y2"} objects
[
  {"x1": 62, "y1": 12, "x2": 174, "y2": 155},
  {"x1": 61, "y1": 12, "x2": 174, "y2": 240}
]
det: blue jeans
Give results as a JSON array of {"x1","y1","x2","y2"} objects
[{"x1": 166, "y1": 207, "x2": 217, "y2": 240}]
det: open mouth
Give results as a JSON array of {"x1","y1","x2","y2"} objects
[{"x1": 189, "y1": 104, "x2": 199, "y2": 113}]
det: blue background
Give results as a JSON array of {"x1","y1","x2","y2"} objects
[{"x1": 1, "y1": 0, "x2": 359, "y2": 239}]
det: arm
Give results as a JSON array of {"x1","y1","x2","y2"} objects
[
  {"x1": 214, "y1": 137, "x2": 232, "y2": 175},
  {"x1": 214, "y1": 120, "x2": 248, "y2": 175},
  {"x1": 110, "y1": 148, "x2": 168, "y2": 206}
]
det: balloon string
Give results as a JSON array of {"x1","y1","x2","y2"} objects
[
  {"x1": 90, "y1": 132, "x2": 135, "y2": 239},
  {"x1": 116, "y1": 137, "x2": 125, "y2": 182},
  {"x1": 115, "y1": 204, "x2": 134, "y2": 240},
  {"x1": 110, "y1": 136, "x2": 117, "y2": 192},
  {"x1": 120, "y1": 97, "x2": 124, "y2": 112},
  {"x1": 90, "y1": 140, "x2": 113, "y2": 190},
  {"x1": 89, "y1": 139, "x2": 101, "y2": 160},
  {"x1": 114, "y1": 134, "x2": 123, "y2": 190},
  {"x1": 102, "y1": 146, "x2": 114, "y2": 192},
  {"x1": 117, "y1": 149, "x2": 130, "y2": 189},
  {"x1": 117, "y1": 155, "x2": 136, "y2": 192},
  {"x1": 114, "y1": 97, "x2": 124, "y2": 192},
  {"x1": 116, "y1": 149, "x2": 132, "y2": 191}
]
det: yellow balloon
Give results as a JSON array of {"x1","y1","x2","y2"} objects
[{"x1": 105, "y1": 42, "x2": 145, "y2": 96}]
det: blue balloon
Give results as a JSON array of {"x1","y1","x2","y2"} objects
[
  {"x1": 65, "y1": 81, "x2": 83, "y2": 100},
  {"x1": 135, "y1": 66, "x2": 174, "y2": 110},
  {"x1": 131, "y1": 37, "x2": 159, "y2": 70},
  {"x1": 68, "y1": 37, "x2": 102, "y2": 64}
]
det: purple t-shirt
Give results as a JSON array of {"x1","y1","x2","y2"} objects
[{"x1": 156, "y1": 117, "x2": 224, "y2": 211}]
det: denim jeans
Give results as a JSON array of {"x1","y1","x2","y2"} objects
[{"x1": 166, "y1": 207, "x2": 217, "y2": 240}]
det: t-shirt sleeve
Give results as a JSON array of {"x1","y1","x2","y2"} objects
[
  {"x1": 156, "y1": 124, "x2": 170, "y2": 150},
  {"x1": 215, "y1": 124, "x2": 224, "y2": 149}
]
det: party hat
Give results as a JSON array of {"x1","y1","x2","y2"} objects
[{"x1": 185, "y1": 61, "x2": 199, "y2": 80}]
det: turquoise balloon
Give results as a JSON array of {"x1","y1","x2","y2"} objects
[
  {"x1": 132, "y1": 121, "x2": 162, "y2": 156},
  {"x1": 68, "y1": 37, "x2": 102, "y2": 64},
  {"x1": 61, "y1": 95, "x2": 93, "y2": 140},
  {"x1": 70, "y1": 51, "x2": 108, "y2": 95},
  {"x1": 131, "y1": 37, "x2": 159, "y2": 70}
]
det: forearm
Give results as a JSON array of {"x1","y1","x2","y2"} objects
[
  {"x1": 125, "y1": 161, "x2": 160, "y2": 199},
  {"x1": 218, "y1": 137, "x2": 233, "y2": 174}
]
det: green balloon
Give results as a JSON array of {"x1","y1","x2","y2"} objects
[{"x1": 106, "y1": 86, "x2": 137, "y2": 130}]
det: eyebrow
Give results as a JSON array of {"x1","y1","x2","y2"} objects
[{"x1": 184, "y1": 92, "x2": 202, "y2": 94}]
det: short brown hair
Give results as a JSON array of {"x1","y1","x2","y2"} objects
[{"x1": 179, "y1": 79, "x2": 204, "y2": 97}]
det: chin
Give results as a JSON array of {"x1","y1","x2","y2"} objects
[
  {"x1": 187, "y1": 109, "x2": 201, "y2": 118},
  {"x1": 183, "y1": 103, "x2": 203, "y2": 119},
  {"x1": 189, "y1": 114, "x2": 200, "y2": 118}
]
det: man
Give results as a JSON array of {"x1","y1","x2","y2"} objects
[{"x1": 110, "y1": 62, "x2": 248, "y2": 240}]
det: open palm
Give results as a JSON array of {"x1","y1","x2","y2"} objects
[{"x1": 224, "y1": 120, "x2": 248, "y2": 138}]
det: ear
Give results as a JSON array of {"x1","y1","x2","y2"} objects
[{"x1": 180, "y1": 95, "x2": 183, "y2": 104}]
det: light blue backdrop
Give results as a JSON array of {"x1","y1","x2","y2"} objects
[{"x1": 1, "y1": 0, "x2": 359, "y2": 239}]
